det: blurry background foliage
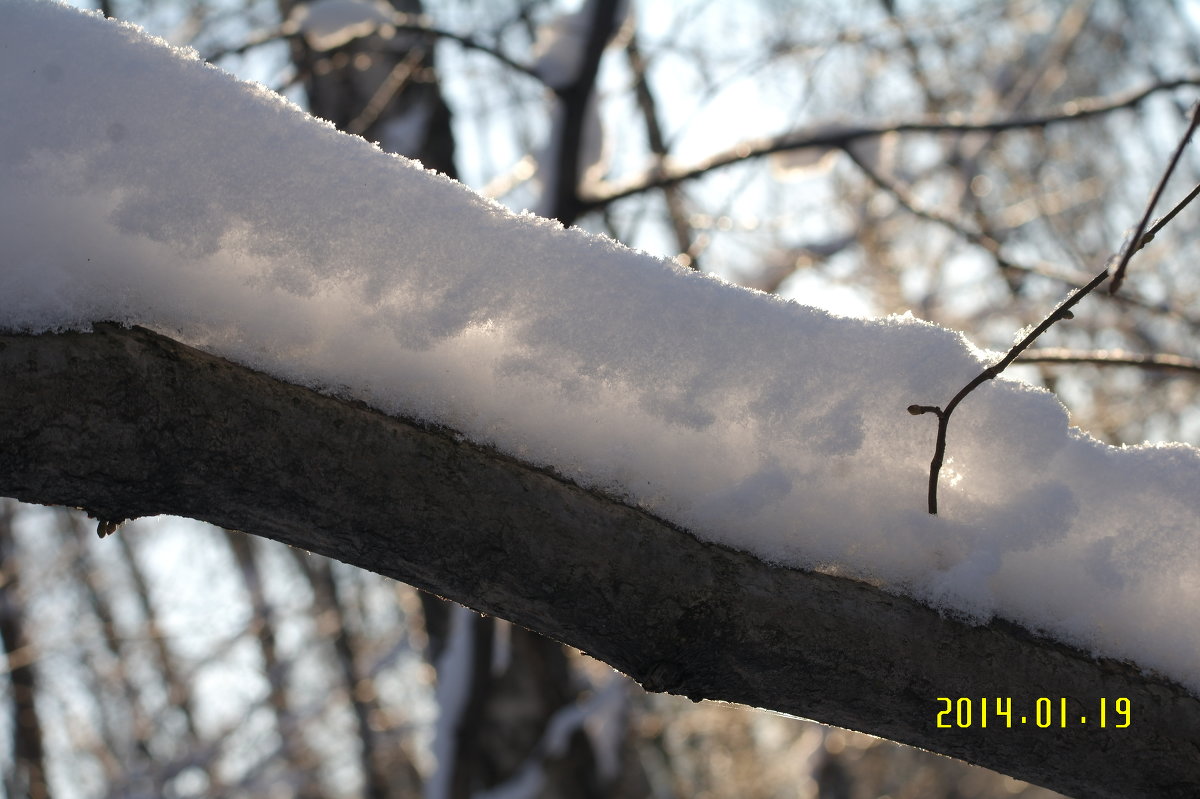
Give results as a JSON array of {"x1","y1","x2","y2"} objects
[{"x1": 7, "y1": 0, "x2": 1200, "y2": 796}]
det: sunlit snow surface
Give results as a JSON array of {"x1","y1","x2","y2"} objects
[{"x1": 3, "y1": 0, "x2": 1199, "y2": 694}]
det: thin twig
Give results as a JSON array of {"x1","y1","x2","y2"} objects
[
  {"x1": 909, "y1": 104, "x2": 1200, "y2": 515},
  {"x1": 907, "y1": 270, "x2": 1106, "y2": 514},
  {"x1": 1125, "y1": 179, "x2": 1200, "y2": 261},
  {"x1": 1109, "y1": 106, "x2": 1200, "y2": 294},
  {"x1": 842, "y1": 144, "x2": 1000, "y2": 252}
]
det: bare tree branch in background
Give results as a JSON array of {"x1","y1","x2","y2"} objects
[
  {"x1": 845, "y1": 139, "x2": 1200, "y2": 332},
  {"x1": 227, "y1": 530, "x2": 322, "y2": 798},
  {"x1": 584, "y1": 76, "x2": 1200, "y2": 210},
  {"x1": 206, "y1": 17, "x2": 544, "y2": 82},
  {"x1": 0, "y1": 502, "x2": 50, "y2": 799},
  {"x1": 625, "y1": 26, "x2": 698, "y2": 269},
  {"x1": 1019, "y1": 348, "x2": 1200, "y2": 375}
]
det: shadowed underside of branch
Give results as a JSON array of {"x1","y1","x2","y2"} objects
[{"x1": 0, "y1": 323, "x2": 1196, "y2": 799}]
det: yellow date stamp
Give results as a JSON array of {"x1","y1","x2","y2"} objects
[{"x1": 935, "y1": 697, "x2": 1131, "y2": 729}]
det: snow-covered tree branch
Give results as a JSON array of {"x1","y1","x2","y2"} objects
[
  {"x1": 5, "y1": 2, "x2": 1200, "y2": 796},
  {"x1": 1, "y1": 323, "x2": 1197, "y2": 799}
]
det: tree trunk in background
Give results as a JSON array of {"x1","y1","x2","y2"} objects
[{"x1": 281, "y1": 0, "x2": 457, "y2": 179}]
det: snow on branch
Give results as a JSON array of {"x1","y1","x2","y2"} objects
[
  {"x1": 3, "y1": 0, "x2": 1200, "y2": 768},
  {"x1": 1, "y1": 324, "x2": 1198, "y2": 799}
]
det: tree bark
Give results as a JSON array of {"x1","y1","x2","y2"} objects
[{"x1": 0, "y1": 323, "x2": 1196, "y2": 799}]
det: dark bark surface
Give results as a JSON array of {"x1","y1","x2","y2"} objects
[{"x1": 1, "y1": 323, "x2": 1196, "y2": 799}]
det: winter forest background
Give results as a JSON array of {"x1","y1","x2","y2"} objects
[{"x1": 6, "y1": 0, "x2": 1200, "y2": 796}]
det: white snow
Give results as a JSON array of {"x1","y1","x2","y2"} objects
[{"x1": 3, "y1": 0, "x2": 1200, "y2": 696}]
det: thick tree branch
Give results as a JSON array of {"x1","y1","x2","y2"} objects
[{"x1": 0, "y1": 324, "x2": 1197, "y2": 798}]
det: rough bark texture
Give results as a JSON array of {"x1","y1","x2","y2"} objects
[{"x1": 1, "y1": 323, "x2": 1197, "y2": 799}]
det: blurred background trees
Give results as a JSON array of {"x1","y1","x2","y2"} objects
[{"x1": 7, "y1": 0, "x2": 1200, "y2": 795}]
